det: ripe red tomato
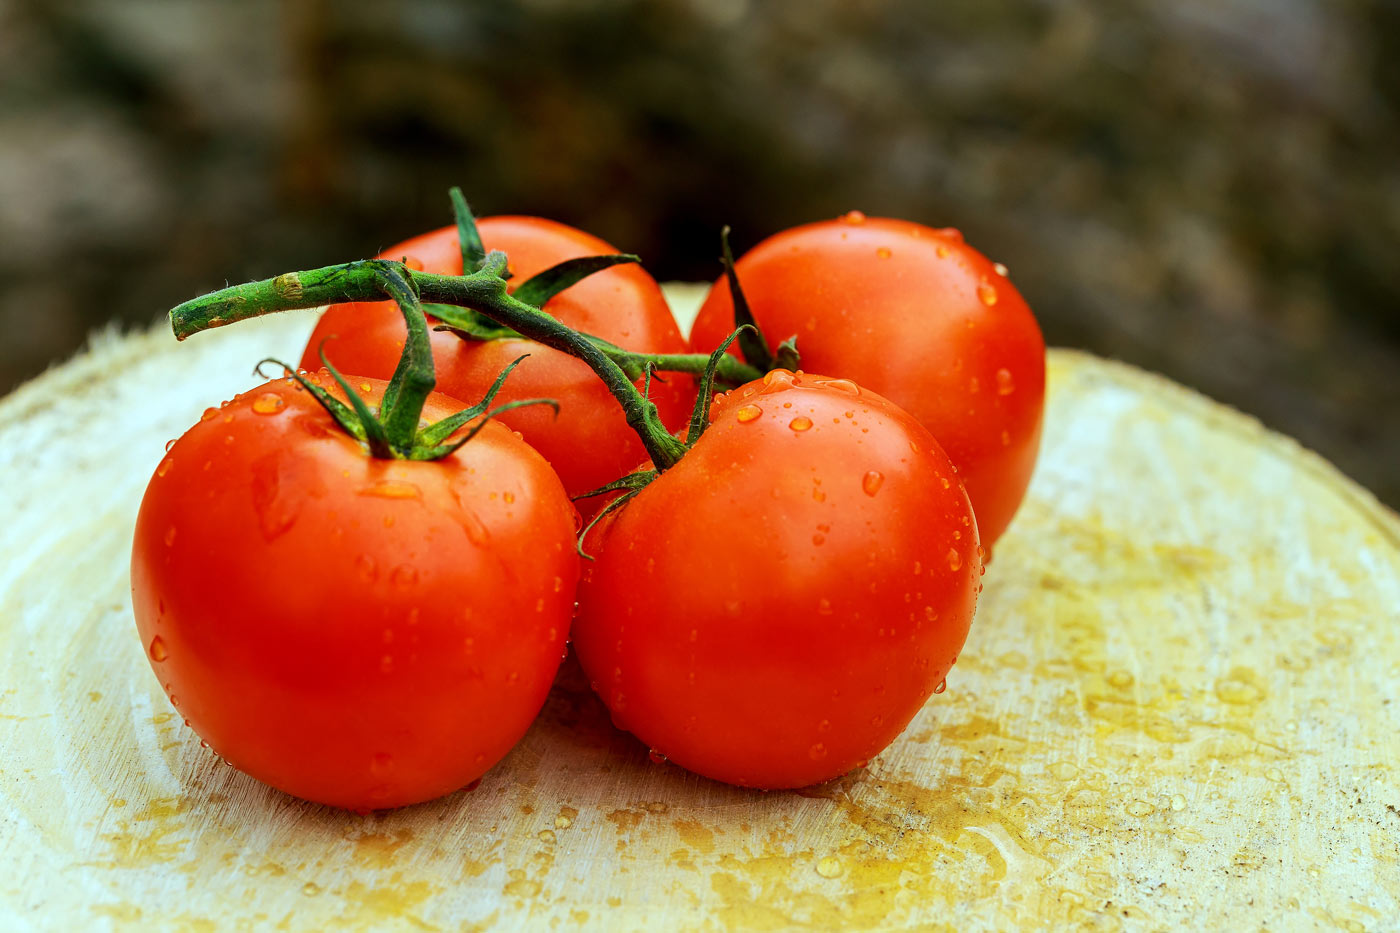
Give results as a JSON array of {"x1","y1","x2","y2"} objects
[
  {"x1": 130, "y1": 372, "x2": 579, "y2": 810},
  {"x1": 689, "y1": 215, "x2": 1045, "y2": 548},
  {"x1": 302, "y1": 218, "x2": 695, "y2": 504},
  {"x1": 571, "y1": 370, "x2": 982, "y2": 789}
]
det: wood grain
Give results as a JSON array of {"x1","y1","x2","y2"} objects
[{"x1": 1, "y1": 289, "x2": 1397, "y2": 931}]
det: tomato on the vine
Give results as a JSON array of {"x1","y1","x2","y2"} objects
[
  {"x1": 571, "y1": 370, "x2": 981, "y2": 789},
  {"x1": 130, "y1": 372, "x2": 579, "y2": 811},
  {"x1": 302, "y1": 217, "x2": 695, "y2": 503},
  {"x1": 689, "y1": 215, "x2": 1045, "y2": 548}
]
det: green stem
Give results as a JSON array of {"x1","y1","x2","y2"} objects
[
  {"x1": 588, "y1": 339, "x2": 763, "y2": 387},
  {"x1": 170, "y1": 257, "x2": 689, "y2": 471}
]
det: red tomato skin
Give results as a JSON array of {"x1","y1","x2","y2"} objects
[
  {"x1": 689, "y1": 217, "x2": 1045, "y2": 548},
  {"x1": 571, "y1": 372, "x2": 981, "y2": 789},
  {"x1": 130, "y1": 374, "x2": 579, "y2": 810},
  {"x1": 301, "y1": 218, "x2": 694, "y2": 503}
]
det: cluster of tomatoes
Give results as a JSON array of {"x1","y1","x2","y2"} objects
[{"x1": 131, "y1": 193, "x2": 1045, "y2": 811}]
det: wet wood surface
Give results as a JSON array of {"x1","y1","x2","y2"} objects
[{"x1": 1, "y1": 287, "x2": 1397, "y2": 931}]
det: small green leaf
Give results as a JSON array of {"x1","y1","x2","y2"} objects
[{"x1": 512, "y1": 254, "x2": 640, "y2": 309}]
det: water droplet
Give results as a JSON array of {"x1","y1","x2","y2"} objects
[
  {"x1": 155, "y1": 456, "x2": 174, "y2": 478},
  {"x1": 968, "y1": 376, "x2": 980, "y2": 394},
  {"x1": 503, "y1": 491, "x2": 515, "y2": 504},
  {"x1": 201, "y1": 407, "x2": 218, "y2": 422},
  {"x1": 861, "y1": 471, "x2": 884, "y2": 496},
  {"x1": 390, "y1": 565, "x2": 419, "y2": 587},
  {"x1": 736, "y1": 404, "x2": 762, "y2": 423},
  {"x1": 812, "y1": 533, "x2": 826, "y2": 546},
  {"x1": 789, "y1": 416, "x2": 813, "y2": 432},
  {"x1": 164, "y1": 526, "x2": 177, "y2": 547},
  {"x1": 808, "y1": 742, "x2": 828, "y2": 760},
  {"x1": 936, "y1": 244, "x2": 950, "y2": 259},
  {"x1": 946, "y1": 548, "x2": 962, "y2": 571},
  {"x1": 355, "y1": 554, "x2": 377, "y2": 582},
  {"x1": 759, "y1": 370, "x2": 797, "y2": 395},
  {"x1": 148, "y1": 636, "x2": 168, "y2": 662},
  {"x1": 1000, "y1": 429, "x2": 1011, "y2": 446},
  {"x1": 252, "y1": 393, "x2": 286, "y2": 415},
  {"x1": 815, "y1": 856, "x2": 843, "y2": 878},
  {"x1": 648, "y1": 748, "x2": 667, "y2": 765},
  {"x1": 977, "y1": 280, "x2": 998, "y2": 307},
  {"x1": 841, "y1": 210, "x2": 866, "y2": 225},
  {"x1": 359, "y1": 480, "x2": 421, "y2": 500},
  {"x1": 818, "y1": 378, "x2": 859, "y2": 395},
  {"x1": 932, "y1": 678, "x2": 947, "y2": 695},
  {"x1": 1126, "y1": 800, "x2": 1156, "y2": 818},
  {"x1": 924, "y1": 606, "x2": 938, "y2": 622},
  {"x1": 993, "y1": 261, "x2": 1009, "y2": 277},
  {"x1": 995, "y1": 368, "x2": 1015, "y2": 395},
  {"x1": 302, "y1": 882, "x2": 321, "y2": 897},
  {"x1": 817, "y1": 719, "x2": 830, "y2": 733},
  {"x1": 875, "y1": 247, "x2": 892, "y2": 259}
]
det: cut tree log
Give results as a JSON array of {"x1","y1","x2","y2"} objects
[{"x1": 1, "y1": 287, "x2": 1396, "y2": 930}]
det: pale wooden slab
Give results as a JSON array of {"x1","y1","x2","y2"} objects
[{"x1": 1, "y1": 288, "x2": 1397, "y2": 932}]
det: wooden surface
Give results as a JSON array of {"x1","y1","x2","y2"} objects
[{"x1": 2, "y1": 287, "x2": 1398, "y2": 932}]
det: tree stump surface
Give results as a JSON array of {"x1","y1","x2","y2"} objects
[{"x1": 2, "y1": 287, "x2": 1396, "y2": 931}]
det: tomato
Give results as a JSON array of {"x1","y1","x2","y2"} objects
[
  {"x1": 302, "y1": 218, "x2": 695, "y2": 505},
  {"x1": 689, "y1": 215, "x2": 1045, "y2": 548},
  {"x1": 571, "y1": 370, "x2": 981, "y2": 789},
  {"x1": 130, "y1": 372, "x2": 579, "y2": 810}
]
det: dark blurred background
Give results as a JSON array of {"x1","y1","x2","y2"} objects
[{"x1": 2, "y1": 0, "x2": 1397, "y2": 505}]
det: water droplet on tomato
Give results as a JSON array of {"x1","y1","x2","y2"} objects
[
  {"x1": 924, "y1": 606, "x2": 938, "y2": 622},
  {"x1": 759, "y1": 370, "x2": 796, "y2": 395},
  {"x1": 1000, "y1": 429, "x2": 1011, "y2": 446},
  {"x1": 359, "y1": 480, "x2": 421, "y2": 500},
  {"x1": 968, "y1": 376, "x2": 981, "y2": 394},
  {"x1": 155, "y1": 456, "x2": 173, "y2": 478},
  {"x1": 200, "y1": 407, "x2": 218, "y2": 422},
  {"x1": 648, "y1": 748, "x2": 667, "y2": 765},
  {"x1": 875, "y1": 246, "x2": 892, "y2": 259},
  {"x1": 503, "y1": 491, "x2": 515, "y2": 504},
  {"x1": 252, "y1": 393, "x2": 286, "y2": 415},
  {"x1": 818, "y1": 378, "x2": 859, "y2": 395},
  {"x1": 736, "y1": 404, "x2": 762, "y2": 423},
  {"x1": 841, "y1": 210, "x2": 867, "y2": 225},
  {"x1": 817, "y1": 719, "x2": 830, "y2": 733},
  {"x1": 977, "y1": 280, "x2": 998, "y2": 306},
  {"x1": 164, "y1": 526, "x2": 177, "y2": 547},
  {"x1": 390, "y1": 565, "x2": 419, "y2": 587},
  {"x1": 355, "y1": 554, "x2": 377, "y2": 582},
  {"x1": 808, "y1": 742, "x2": 828, "y2": 760},
  {"x1": 946, "y1": 548, "x2": 962, "y2": 571},
  {"x1": 940, "y1": 477, "x2": 951, "y2": 490},
  {"x1": 995, "y1": 368, "x2": 1015, "y2": 395},
  {"x1": 933, "y1": 678, "x2": 948, "y2": 695},
  {"x1": 993, "y1": 261, "x2": 1010, "y2": 278},
  {"x1": 148, "y1": 636, "x2": 168, "y2": 662},
  {"x1": 861, "y1": 471, "x2": 884, "y2": 496},
  {"x1": 789, "y1": 416, "x2": 813, "y2": 432}
]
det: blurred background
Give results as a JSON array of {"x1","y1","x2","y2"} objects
[{"x1": 1, "y1": 0, "x2": 1397, "y2": 505}]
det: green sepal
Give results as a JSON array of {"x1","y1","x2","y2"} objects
[
  {"x1": 254, "y1": 356, "x2": 368, "y2": 444},
  {"x1": 720, "y1": 226, "x2": 774, "y2": 370},
  {"x1": 418, "y1": 354, "x2": 531, "y2": 446},
  {"x1": 686, "y1": 325, "x2": 753, "y2": 446},
  {"x1": 512, "y1": 254, "x2": 640, "y2": 308},
  {"x1": 449, "y1": 187, "x2": 487, "y2": 273},
  {"x1": 773, "y1": 335, "x2": 801, "y2": 372},
  {"x1": 411, "y1": 398, "x2": 560, "y2": 461},
  {"x1": 315, "y1": 343, "x2": 394, "y2": 458},
  {"x1": 573, "y1": 470, "x2": 658, "y2": 560}
]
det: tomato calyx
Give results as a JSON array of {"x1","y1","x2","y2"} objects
[{"x1": 430, "y1": 192, "x2": 764, "y2": 390}]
